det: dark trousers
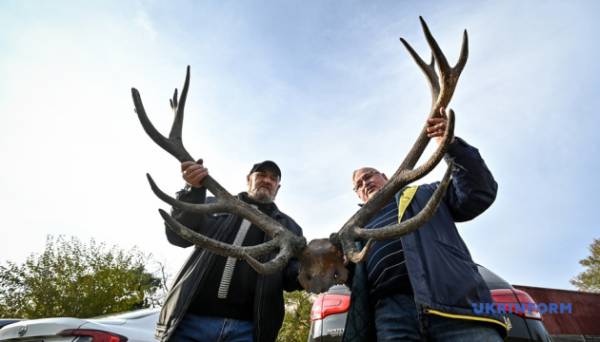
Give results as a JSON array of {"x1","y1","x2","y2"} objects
[
  {"x1": 374, "y1": 294, "x2": 503, "y2": 341},
  {"x1": 169, "y1": 314, "x2": 253, "y2": 342}
]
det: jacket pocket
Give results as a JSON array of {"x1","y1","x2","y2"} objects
[
  {"x1": 427, "y1": 239, "x2": 480, "y2": 306},
  {"x1": 433, "y1": 238, "x2": 471, "y2": 261}
]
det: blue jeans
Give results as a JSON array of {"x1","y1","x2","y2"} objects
[
  {"x1": 169, "y1": 314, "x2": 253, "y2": 342},
  {"x1": 374, "y1": 294, "x2": 503, "y2": 341}
]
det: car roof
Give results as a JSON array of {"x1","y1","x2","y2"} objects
[{"x1": 476, "y1": 264, "x2": 512, "y2": 290}]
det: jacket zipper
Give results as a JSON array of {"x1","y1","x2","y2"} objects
[
  {"x1": 424, "y1": 308, "x2": 509, "y2": 331},
  {"x1": 164, "y1": 215, "x2": 235, "y2": 341},
  {"x1": 254, "y1": 234, "x2": 269, "y2": 341}
]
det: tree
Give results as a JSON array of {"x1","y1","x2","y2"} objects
[
  {"x1": 571, "y1": 238, "x2": 600, "y2": 293},
  {"x1": 0, "y1": 235, "x2": 165, "y2": 318},
  {"x1": 277, "y1": 290, "x2": 314, "y2": 342}
]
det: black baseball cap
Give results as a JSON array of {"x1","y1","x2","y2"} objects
[{"x1": 248, "y1": 160, "x2": 281, "y2": 179}]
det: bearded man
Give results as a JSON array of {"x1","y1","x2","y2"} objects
[{"x1": 156, "y1": 160, "x2": 303, "y2": 342}]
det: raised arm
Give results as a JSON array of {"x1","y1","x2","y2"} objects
[{"x1": 442, "y1": 137, "x2": 497, "y2": 222}]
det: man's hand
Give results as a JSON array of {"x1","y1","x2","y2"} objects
[
  {"x1": 427, "y1": 107, "x2": 455, "y2": 144},
  {"x1": 181, "y1": 159, "x2": 208, "y2": 188}
]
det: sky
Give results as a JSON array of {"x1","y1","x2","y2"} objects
[{"x1": 1, "y1": 1, "x2": 598, "y2": 291}]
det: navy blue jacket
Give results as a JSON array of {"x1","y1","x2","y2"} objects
[{"x1": 343, "y1": 137, "x2": 507, "y2": 341}]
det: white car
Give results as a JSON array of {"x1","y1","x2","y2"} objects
[{"x1": 0, "y1": 308, "x2": 159, "y2": 342}]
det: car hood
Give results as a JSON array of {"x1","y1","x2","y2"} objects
[{"x1": 0, "y1": 317, "x2": 86, "y2": 340}]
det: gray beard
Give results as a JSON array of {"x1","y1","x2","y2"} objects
[{"x1": 248, "y1": 191, "x2": 274, "y2": 204}]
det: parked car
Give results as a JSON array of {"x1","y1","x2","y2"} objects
[
  {"x1": 309, "y1": 265, "x2": 552, "y2": 342},
  {"x1": 0, "y1": 308, "x2": 159, "y2": 342},
  {"x1": 0, "y1": 320, "x2": 21, "y2": 330}
]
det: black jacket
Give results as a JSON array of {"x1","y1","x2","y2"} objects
[{"x1": 155, "y1": 186, "x2": 303, "y2": 342}]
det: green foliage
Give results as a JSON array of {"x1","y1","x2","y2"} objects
[
  {"x1": 277, "y1": 290, "x2": 314, "y2": 342},
  {"x1": 571, "y1": 238, "x2": 600, "y2": 293},
  {"x1": 0, "y1": 235, "x2": 165, "y2": 318}
]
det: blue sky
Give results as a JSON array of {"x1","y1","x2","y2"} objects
[{"x1": 1, "y1": 1, "x2": 598, "y2": 290}]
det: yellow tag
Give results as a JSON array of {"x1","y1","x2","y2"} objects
[{"x1": 398, "y1": 186, "x2": 419, "y2": 222}]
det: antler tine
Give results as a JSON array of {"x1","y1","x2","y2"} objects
[
  {"x1": 132, "y1": 78, "x2": 193, "y2": 163},
  {"x1": 170, "y1": 88, "x2": 178, "y2": 110},
  {"x1": 420, "y1": 16, "x2": 469, "y2": 110},
  {"x1": 421, "y1": 17, "x2": 468, "y2": 101},
  {"x1": 147, "y1": 173, "x2": 231, "y2": 214},
  {"x1": 455, "y1": 30, "x2": 469, "y2": 76},
  {"x1": 419, "y1": 16, "x2": 451, "y2": 76},
  {"x1": 168, "y1": 65, "x2": 190, "y2": 140},
  {"x1": 244, "y1": 244, "x2": 298, "y2": 274},
  {"x1": 399, "y1": 38, "x2": 440, "y2": 103}
]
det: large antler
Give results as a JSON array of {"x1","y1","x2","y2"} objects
[
  {"x1": 131, "y1": 66, "x2": 306, "y2": 274},
  {"x1": 335, "y1": 17, "x2": 468, "y2": 263}
]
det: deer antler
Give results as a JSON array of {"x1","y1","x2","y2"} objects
[
  {"x1": 131, "y1": 17, "x2": 471, "y2": 292},
  {"x1": 336, "y1": 16, "x2": 468, "y2": 263},
  {"x1": 131, "y1": 66, "x2": 306, "y2": 275}
]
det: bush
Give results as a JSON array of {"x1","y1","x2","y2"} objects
[{"x1": 0, "y1": 235, "x2": 165, "y2": 318}]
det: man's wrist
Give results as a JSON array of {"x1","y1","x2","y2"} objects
[
  {"x1": 184, "y1": 183, "x2": 205, "y2": 192},
  {"x1": 446, "y1": 136, "x2": 466, "y2": 154}
]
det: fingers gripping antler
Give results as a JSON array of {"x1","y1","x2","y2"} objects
[
  {"x1": 132, "y1": 66, "x2": 306, "y2": 275},
  {"x1": 337, "y1": 18, "x2": 468, "y2": 264}
]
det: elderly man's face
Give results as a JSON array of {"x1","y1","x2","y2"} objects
[
  {"x1": 352, "y1": 167, "x2": 388, "y2": 203},
  {"x1": 247, "y1": 170, "x2": 281, "y2": 203}
]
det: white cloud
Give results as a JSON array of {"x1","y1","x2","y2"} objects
[{"x1": 134, "y1": 9, "x2": 157, "y2": 41}]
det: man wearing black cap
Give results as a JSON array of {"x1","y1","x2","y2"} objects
[{"x1": 156, "y1": 160, "x2": 303, "y2": 342}]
